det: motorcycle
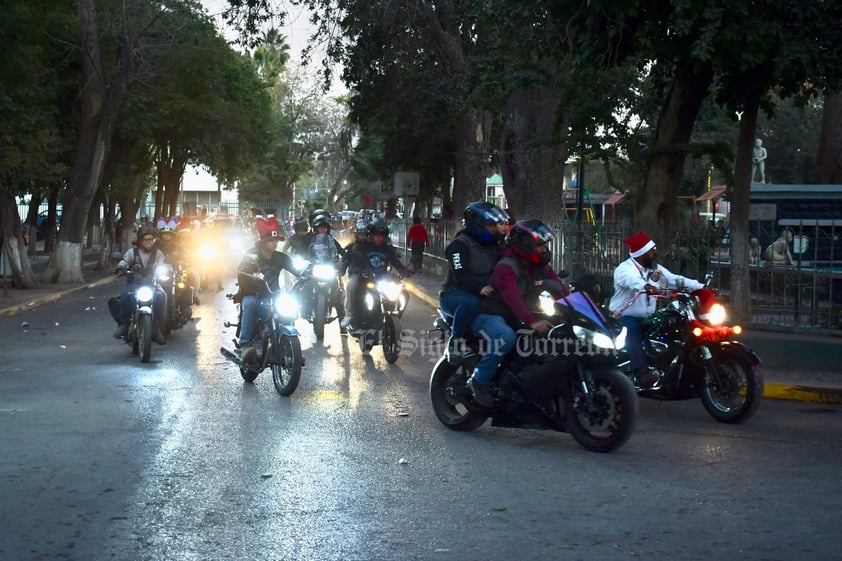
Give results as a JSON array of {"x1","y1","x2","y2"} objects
[
  {"x1": 429, "y1": 288, "x2": 638, "y2": 453},
  {"x1": 159, "y1": 262, "x2": 194, "y2": 335},
  {"x1": 349, "y1": 270, "x2": 409, "y2": 363},
  {"x1": 293, "y1": 256, "x2": 344, "y2": 341},
  {"x1": 616, "y1": 274, "x2": 763, "y2": 424},
  {"x1": 219, "y1": 271, "x2": 303, "y2": 396},
  {"x1": 108, "y1": 264, "x2": 168, "y2": 363}
]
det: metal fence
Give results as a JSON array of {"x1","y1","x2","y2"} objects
[{"x1": 390, "y1": 219, "x2": 842, "y2": 331}]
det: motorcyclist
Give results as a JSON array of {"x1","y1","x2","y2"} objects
[
  {"x1": 113, "y1": 226, "x2": 168, "y2": 345},
  {"x1": 341, "y1": 218, "x2": 370, "y2": 271},
  {"x1": 439, "y1": 201, "x2": 509, "y2": 365},
  {"x1": 609, "y1": 230, "x2": 704, "y2": 388},
  {"x1": 155, "y1": 217, "x2": 198, "y2": 309},
  {"x1": 340, "y1": 218, "x2": 411, "y2": 331},
  {"x1": 300, "y1": 211, "x2": 347, "y2": 327},
  {"x1": 235, "y1": 215, "x2": 298, "y2": 363},
  {"x1": 468, "y1": 219, "x2": 569, "y2": 407},
  {"x1": 283, "y1": 217, "x2": 312, "y2": 258}
]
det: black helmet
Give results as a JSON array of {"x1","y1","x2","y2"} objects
[
  {"x1": 311, "y1": 213, "x2": 331, "y2": 230},
  {"x1": 464, "y1": 201, "x2": 509, "y2": 244},
  {"x1": 293, "y1": 217, "x2": 309, "y2": 233},
  {"x1": 308, "y1": 208, "x2": 329, "y2": 228},
  {"x1": 136, "y1": 226, "x2": 156, "y2": 243},
  {"x1": 366, "y1": 218, "x2": 389, "y2": 238},
  {"x1": 509, "y1": 219, "x2": 555, "y2": 265}
]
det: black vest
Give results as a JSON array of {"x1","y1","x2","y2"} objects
[{"x1": 442, "y1": 232, "x2": 499, "y2": 292}]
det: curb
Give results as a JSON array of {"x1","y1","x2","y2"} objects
[
  {"x1": 403, "y1": 277, "x2": 842, "y2": 405},
  {"x1": 0, "y1": 275, "x2": 117, "y2": 319}
]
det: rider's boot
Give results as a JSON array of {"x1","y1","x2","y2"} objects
[
  {"x1": 113, "y1": 323, "x2": 128, "y2": 339},
  {"x1": 467, "y1": 375, "x2": 495, "y2": 408}
]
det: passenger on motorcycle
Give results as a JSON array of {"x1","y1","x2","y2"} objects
[
  {"x1": 468, "y1": 219, "x2": 569, "y2": 407},
  {"x1": 609, "y1": 230, "x2": 704, "y2": 388},
  {"x1": 439, "y1": 201, "x2": 509, "y2": 365},
  {"x1": 236, "y1": 215, "x2": 299, "y2": 363},
  {"x1": 340, "y1": 218, "x2": 411, "y2": 331},
  {"x1": 113, "y1": 226, "x2": 168, "y2": 344},
  {"x1": 283, "y1": 217, "x2": 312, "y2": 258}
]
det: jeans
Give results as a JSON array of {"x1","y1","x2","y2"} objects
[
  {"x1": 469, "y1": 313, "x2": 516, "y2": 384},
  {"x1": 239, "y1": 295, "x2": 266, "y2": 344},
  {"x1": 119, "y1": 282, "x2": 166, "y2": 333},
  {"x1": 439, "y1": 289, "x2": 480, "y2": 340},
  {"x1": 619, "y1": 315, "x2": 646, "y2": 370}
]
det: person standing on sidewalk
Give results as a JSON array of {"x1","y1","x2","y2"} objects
[
  {"x1": 406, "y1": 216, "x2": 430, "y2": 273},
  {"x1": 439, "y1": 201, "x2": 509, "y2": 364}
]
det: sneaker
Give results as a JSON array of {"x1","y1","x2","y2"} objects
[
  {"x1": 113, "y1": 323, "x2": 128, "y2": 339},
  {"x1": 238, "y1": 342, "x2": 257, "y2": 364},
  {"x1": 468, "y1": 376, "x2": 495, "y2": 408},
  {"x1": 635, "y1": 367, "x2": 660, "y2": 389}
]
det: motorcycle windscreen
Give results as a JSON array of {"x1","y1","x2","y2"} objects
[{"x1": 556, "y1": 291, "x2": 612, "y2": 332}]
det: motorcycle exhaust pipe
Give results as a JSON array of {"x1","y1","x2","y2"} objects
[{"x1": 220, "y1": 346, "x2": 242, "y2": 365}]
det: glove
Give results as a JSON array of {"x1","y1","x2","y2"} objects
[{"x1": 114, "y1": 266, "x2": 127, "y2": 276}]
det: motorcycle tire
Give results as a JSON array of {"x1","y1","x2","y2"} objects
[
  {"x1": 130, "y1": 325, "x2": 139, "y2": 356},
  {"x1": 565, "y1": 368, "x2": 638, "y2": 453},
  {"x1": 314, "y1": 293, "x2": 327, "y2": 341},
  {"x1": 383, "y1": 316, "x2": 401, "y2": 364},
  {"x1": 429, "y1": 356, "x2": 488, "y2": 431},
  {"x1": 139, "y1": 314, "x2": 152, "y2": 363},
  {"x1": 700, "y1": 356, "x2": 763, "y2": 424},
  {"x1": 272, "y1": 335, "x2": 302, "y2": 396}
]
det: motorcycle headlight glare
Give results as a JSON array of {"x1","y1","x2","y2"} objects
[
  {"x1": 572, "y1": 325, "x2": 616, "y2": 350},
  {"x1": 376, "y1": 279, "x2": 402, "y2": 302},
  {"x1": 614, "y1": 326, "x2": 628, "y2": 350},
  {"x1": 312, "y1": 264, "x2": 336, "y2": 280},
  {"x1": 701, "y1": 303, "x2": 727, "y2": 326},
  {"x1": 365, "y1": 293, "x2": 375, "y2": 310},
  {"x1": 136, "y1": 285, "x2": 154, "y2": 303},
  {"x1": 199, "y1": 244, "x2": 217, "y2": 262},
  {"x1": 275, "y1": 292, "x2": 300, "y2": 317},
  {"x1": 538, "y1": 291, "x2": 555, "y2": 315},
  {"x1": 292, "y1": 256, "x2": 308, "y2": 273},
  {"x1": 155, "y1": 264, "x2": 172, "y2": 282}
]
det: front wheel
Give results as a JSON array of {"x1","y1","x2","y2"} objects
[
  {"x1": 429, "y1": 356, "x2": 488, "y2": 431},
  {"x1": 313, "y1": 293, "x2": 326, "y2": 341},
  {"x1": 382, "y1": 315, "x2": 401, "y2": 364},
  {"x1": 701, "y1": 357, "x2": 763, "y2": 424},
  {"x1": 566, "y1": 368, "x2": 638, "y2": 453},
  {"x1": 272, "y1": 335, "x2": 302, "y2": 396},
  {"x1": 139, "y1": 314, "x2": 152, "y2": 363}
]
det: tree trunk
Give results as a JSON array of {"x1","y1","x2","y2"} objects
[
  {"x1": 0, "y1": 187, "x2": 38, "y2": 288},
  {"x1": 816, "y1": 91, "x2": 842, "y2": 183},
  {"x1": 450, "y1": 108, "x2": 492, "y2": 230},
  {"x1": 41, "y1": 0, "x2": 132, "y2": 284},
  {"x1": 500, "y1": 86, "x2": 569, "y2": 222},
  {"x1": 638, "y1": 64, "x2": 714, "y2": 240},
  {"x1": 729, "y1": 103, "x2": 760, "y2": 324}
]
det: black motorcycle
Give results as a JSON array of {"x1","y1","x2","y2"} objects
[
  {"x1": 350, "y1": 270, "x2": 409, "y2": 363},
  {"x1": 295, "y1": 257, "x2": 343, "y2": 341},
  {"x1": 429, "y1": 288, "x2": 638, "y2": 453},
  {"x1": 617, "y1": 277, "x2": 763, "y2": 424},
  {"x1": 159, "y1": 262, "x2": 194, "y2": 335},
  {"x1": 219, "y1": 272, "x2": 303, "y2": 396},
  {"x1": 108, "y1": 265, "x2": 167, "y2": 363}
]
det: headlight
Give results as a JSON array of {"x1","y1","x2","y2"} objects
[
  {"x1": 274, "y1": 292, "x2": 300, "y2": 317},
  {"x1": 199, "y1": 244, "x2": 217, "y2": 262},
  {"x1": 376, "y1": 279, "x2": 402, "y2": 302},
  {"x1": 155, "y1": 264, "x2": 172, "y2": 282},
  {"x1": 136, "y1": 286, "x2": 154, "y2": 303},
  {"x1": 312, "y1": 263, "x2": 336, "y2": 280},
  {"x1": 614, "y1": 326, "x2": 627, "y2": 350},
  {"x1": 538, "y1": 290, "x2": 555, "y2": 315},
  {"x1": 702, "y1": 303, "x2": 727, "y2": 326},
  {"x1": 292, "y1": 256, "x2": 308, "y2": 273},
  {"x1": 572, "y1": 325, "x2": 617, "y2": 350}
]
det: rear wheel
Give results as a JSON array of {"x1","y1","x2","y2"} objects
[
  {"x1": 566, "y1": 368, "x2": 638, "y2": 453},
  {"x1": 383, "y1": 316, "x2": 401, "y2": 363},
  {"x1": 139, "y1": 314, "x2": 152, "y2": 363},
  {"x1": 701, "y1": 357, "x2": 763, "y2": 423},
  {"x1": 429, "y1": 356, "x2": 488, "y2": 431},
  {"x1": 313, "y1": 294, "x2": 326, "y2": 341},
  {"x1": 272, "y1": 335, "x2": 302, "y2": 396}
]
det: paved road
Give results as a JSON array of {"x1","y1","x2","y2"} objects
[{"x1": 1, "y1": 278, "x2": 841, "y2": 561}]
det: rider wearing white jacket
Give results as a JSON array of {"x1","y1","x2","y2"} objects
[{"x1": 609, "y1": 231, "x2": 703, "y2": 388}]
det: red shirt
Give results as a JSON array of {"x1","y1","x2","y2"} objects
[{"x1": 406, "y1": 224, "x2": 430, "y2": 245}]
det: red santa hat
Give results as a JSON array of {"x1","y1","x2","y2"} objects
[
  {"x1": 255, "y1": 214, "x2": 281, "y2": 241},
  {"x1": 624, "y1": 230, "x2": 656, "y2": 258}
]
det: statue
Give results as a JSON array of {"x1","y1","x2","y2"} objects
[
  {"x1": 763, "y1": 229, "x2": 794, "y2": 266},
  {"x1": 752, "y1": 138, "x2": 767, "y2": 183},
  {"x1": 749, "y1": 237, "x2": 761, "y2": 265}
]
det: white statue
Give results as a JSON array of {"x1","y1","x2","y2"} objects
[
  {"x1": 752, "y1": 138, "x2": 767, "y2": 183},
  {"x1": 763, "y1": 229, "x2": 794, "y2": 266}
]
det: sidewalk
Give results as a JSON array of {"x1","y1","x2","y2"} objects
[{"x1": 401, "y1": 254, "x2": 842, "y2": 405}]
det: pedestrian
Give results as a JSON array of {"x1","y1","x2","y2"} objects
[{"x1": 406, "y1": 216, "x2": 430, "y2": 272}]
